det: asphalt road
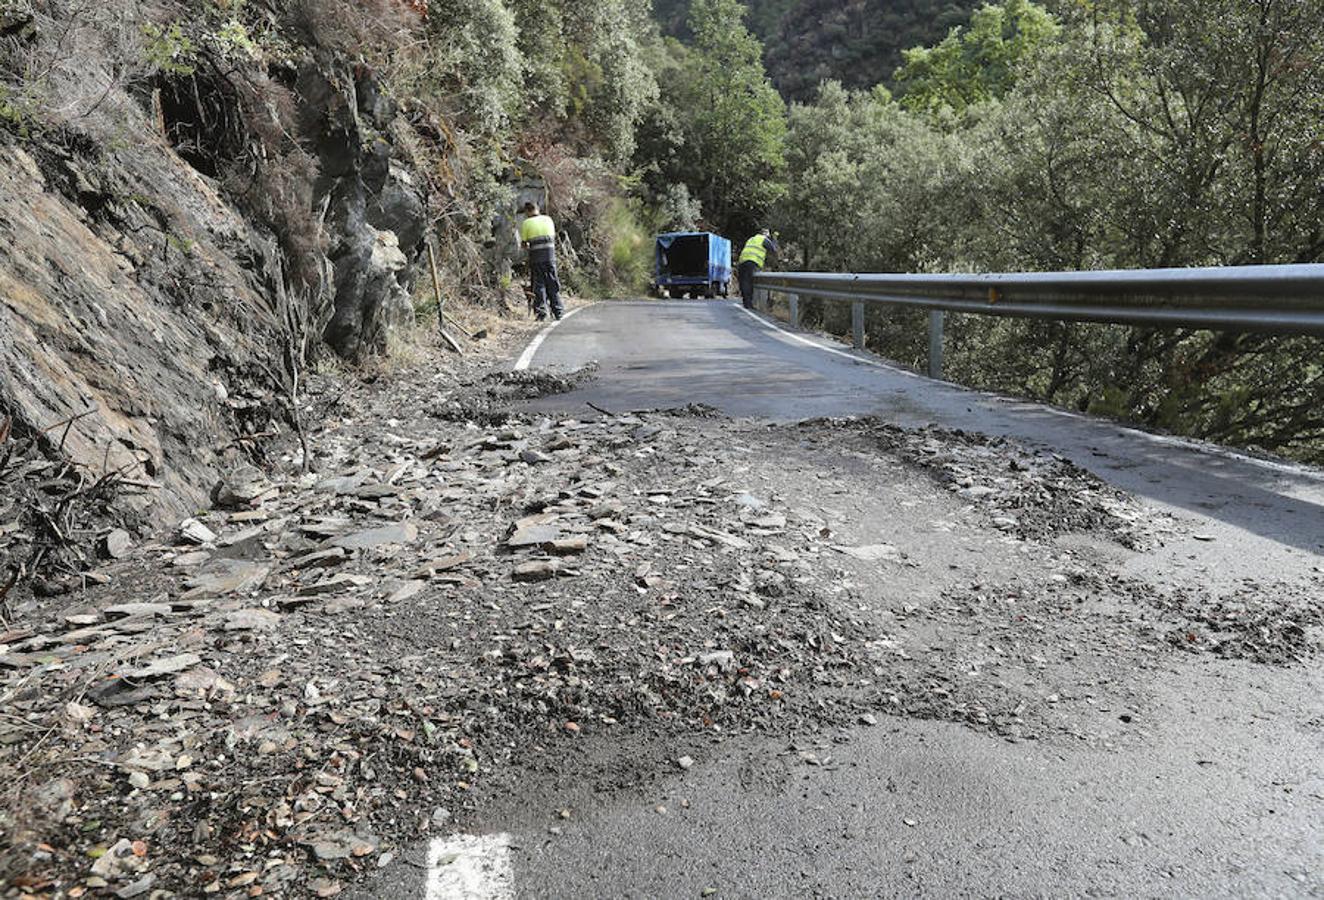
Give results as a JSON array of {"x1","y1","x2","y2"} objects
[
  {"x1": 524, "y1": 300, "x2": 1324, "y2": 582},
  {"x1": 357, "y1": 299, "x2": 1324, "y2": 898}
]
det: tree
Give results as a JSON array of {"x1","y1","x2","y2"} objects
[
  {"x1": 895, "y1": 0, "x2": 1058, "y2": 115},
  {"x1": 781, "y1": 82, "x2": 962, "y2": 272},
  {"x1": 675, "y1": 0, "x2": 787, "y2": 235}
]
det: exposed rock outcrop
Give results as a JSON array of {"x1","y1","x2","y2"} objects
[
  {"x1": 0, "y1": 130, "x2": 282, "y2": 518},
  {"x1": 0, "y1": 4, "x2": 431, "y2": 546},
  {"x1": 303, "y1": 62, "x2": 427, "y2": 358}
]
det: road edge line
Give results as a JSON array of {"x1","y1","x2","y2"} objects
[
  {"x1": 514, "y1": 306, "x2": 585, "y2": 371},
  {"x1": 424, "y1": 832, "x2": 514, "y2": 900},
  {"x1": 734, "y1": 304, "x2": 1324, "y2": 482},
  {"x1": 733, "y1": 303, "x2": 918, "y2": 378}
]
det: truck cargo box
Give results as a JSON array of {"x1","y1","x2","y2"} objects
[{"x1": 653, "y1": 232, "x2": 732, "y2": 299}]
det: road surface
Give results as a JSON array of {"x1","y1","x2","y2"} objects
[{"x1": 356, "y1": 299, "x2": 1324, "y2": 899}]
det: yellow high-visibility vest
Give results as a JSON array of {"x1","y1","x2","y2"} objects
[
  {"x1": 520, "y1": 215, "x2": 556, "y2": 249},
  {"x1": 739, "y1": 234, "x2": 769, "y2": 267}
]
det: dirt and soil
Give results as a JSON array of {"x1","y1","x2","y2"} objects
[{"x1": 2, "y1": 315, "x2": 1321, "y2": 898}]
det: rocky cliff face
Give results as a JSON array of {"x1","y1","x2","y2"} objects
[
  {"x1": 0, "y1": 1, "x2": 431, "y2": 561},
  {"x1": 0, "y1": 129, "x2": 281, "y2": 520}
]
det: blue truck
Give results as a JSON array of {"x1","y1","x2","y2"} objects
[{"x1": 653, "y1": 232, "x2": 732, "y2": 299}]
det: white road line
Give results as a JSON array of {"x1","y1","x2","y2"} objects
[
  {"x1": 735, "y1": 303, "x2": 921, "y2": 378},
  {"x1": 735, "y1": 304, "x2": 1324, "y2": 482},
  {"x1": 513, "y1": 306, "x2": 585, "y2": 371},
  {"x1": 425, "y1": 833, "x2": 514, "y2": 900}
]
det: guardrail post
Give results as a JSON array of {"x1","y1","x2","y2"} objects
[
  {"x1": 852, "y1": 301, "x2": 865, "y2": 350},
  {"x1": 788, "y1": 294, "x2": 800, "y2": 329},
  {"x1": 928, "y1": 311, "x2": 945, "y2": 379}
]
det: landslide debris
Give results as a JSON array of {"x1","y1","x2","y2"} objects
[
  {"x1": 1, "y1": 345, "x2": 1304, "y2": 897},
  {"x1": 805, "y1": 418, "x2": 1180, "y2": 549},
  {"x1": 0, "y1": 355, "x2": 870, "y2": 897}
]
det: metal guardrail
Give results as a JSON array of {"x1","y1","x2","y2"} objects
[{"x1": 753, "y1": 264, "x2": 1324, "y2": 379}]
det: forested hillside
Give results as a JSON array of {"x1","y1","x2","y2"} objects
[
  {"x1": 651, "y1": 0, "x2": 1324, "y2": 464},
  {"x1": 774, "y1": 0, "x2": 1324, "y2": 461},
  {"x1": 653, "y1": 0, "x2": 983, "y2": 99}
]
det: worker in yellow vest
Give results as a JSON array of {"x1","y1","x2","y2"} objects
[
  {"x1": 738, "y1": 229, "x2": 778, "y2": 309},
  {"x1": 520, "y1": 201, "x2": 562, "y2": 321}
]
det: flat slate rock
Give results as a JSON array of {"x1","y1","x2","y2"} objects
[
  {"x1": 224, "y1": 608, "x2": 283, "y2": 632},
  {"x1": 287, "y1": 547, "x2": 349, "y2": 570},
  {"x1": 513, "y1": 560, "x2": 559, "y2": 583},
  {"x1": 508, "y1": 524, "x2": 562, "y2": 548},
  {"x1": 329, "y1": 522, "x2": 419, "y2": 551},
  {"x1": 102, "y1": 602, "x2": 172, "y2": 621},
  {"x1": 413, "y1": 551, "x2": 474, "y2": 579},
  {"x1": 832, "y1": 544, "x2": 902, "y2": 562},
  {"x1": 123, "y1": 653, "x2": 203, "y2": 679},
  {"x1": 182, "y1": 560, "x2": 271, "y2": 599}
]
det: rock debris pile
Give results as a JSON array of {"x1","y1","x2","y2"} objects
[
  {"x1": 810, "y1": 419, "x2": 1181, "y2": 548},
  {"x1": 0, "y1": 363, "x2": 871, "y2": 896},
  {"x1": 1, "y1": 353, "x2": 1308, "y2": 897}
]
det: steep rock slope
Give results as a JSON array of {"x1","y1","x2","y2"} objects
[
  {"x1": 0, "y1": 3, "x2": 430, "y2": 535},
  {"x1": 0, "y1": 130, "x2": 280, "y2": 519}
]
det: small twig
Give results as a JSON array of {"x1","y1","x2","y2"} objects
[
  {"x1": 0, "y1": 566, "x2": 18, "y2": 618},
  {"x1": 428, "y1": 241, "x2": 464, "y2": 355},
  {"x1": 586, "y1": 402, "x2": 617, "y2": 417},
  {"x1": 41, "y1": 407, "x2": 97, "y2": 436}
]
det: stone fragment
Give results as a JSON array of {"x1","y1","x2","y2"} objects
[
  {"x1": 329, "y1": 522, "x2": 418, "y2": 551},
  {"x1": 412, "y1": 551, "x2": 473, "y2": 578},
  {"x1": 181, "y1": 560, "x2": 270, "y2": 599},
  {"x1": 351, "y1": 483, "x2": 402, "y2": 500},
  {"x1": 178, "y1": 518, "x2": 217, "y2": 546},
  {"x1": 287, "y1": 547, "x2": 349, "y2": 570},
  {"x1": 316, "y1": 474, "x2": 367, "y2": 495},
  {"x1": 90, "y1": 838, "x2": 147, "y2": 879},
  {"x1": 101, "y1": 529, "x2": 132, "y2": 559},
  {"x1": 508, "y1": 524, "x2": 561, "y2": 548},
  {"x1": 513, "y1": 560, "x2": 558, "y2": 583},
  {"x1": 211, "y1": 466, "x2": 276, "y2": 509},
  {"x1": 124, "y1": 653, "x2": 202, "y2": 679},
  {"x1": 324, "y1": 596, "x2": 367, "y2": 614},
  {"x1": 216, "y1": 525, "x2": 265, "y2": 549},
  {"x1": 743, "y1": 512, "x2": 787, "y2": 530},
  {"x1": 548, "y1": 538, "x2": 588, "y2": 555},
  {"x1": 174, "y1": 667, "x2": 235, "y2": 698},
  {"x1": 170, "y1": 551, "x2": 211, "y2": 569},
  {"x1": 223, "y1": 608, "x2": 282, "y2": 632},
  {"x1": 116, "y1": 874, "x2": 156, "y2": 898},
  {"x1": 102, "y1": 602, "x2": 171, "y2": 621},
  {"x1": 514, "y1": 512, "x2": 558, "y2": 531},
  {"x1": 387, "y1": 582, "x2": 425, "y2": 603},
  {"x1": 832, "y1": 544, "x2": 901, "y2": 563},
  {"x1": 698, "y1": 650, "x2": 736, "y2": 672}
]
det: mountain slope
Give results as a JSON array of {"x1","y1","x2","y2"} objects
[{"x1": 653, "y1": 0, "x2": 983, "y2": 100}]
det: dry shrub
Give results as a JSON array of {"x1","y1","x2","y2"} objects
[{"x1": 287, "y1": 0, "x2": 423, "y2": 60}]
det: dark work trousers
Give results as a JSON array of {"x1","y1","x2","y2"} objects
[
  {"x1": 738, "y1": 261, "x2": 760, "y2": 309},
  {"x1": 531, "y1": 258, "x2": 563, "y2": 319}
]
